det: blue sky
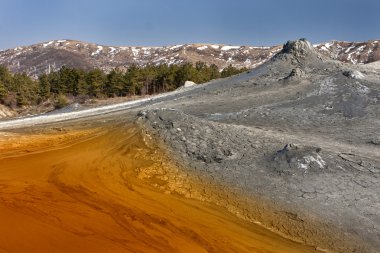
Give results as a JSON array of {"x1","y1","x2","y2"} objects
[{"x1": 0, "y1": 0, "x2": 379, "y2": 50}]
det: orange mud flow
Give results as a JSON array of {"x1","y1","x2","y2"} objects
[{"x1": 0, "y1": 125, "x2": 319, "y2": 253}]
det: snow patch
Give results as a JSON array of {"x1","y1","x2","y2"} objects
[
  {"x1": 91, "y1": 46, "x2": 103, "y2": 56},
  {"x1": 367, "y1": 48, "x2": 373, "y2": 56},
  {"x1": 221, "y1": 45, "x2": 240, "y2": 51},
  {"x1": 197, "y1": 46, "x2": 208, "y2": 51},
  {"x1": 345, "y1": 46, "x2": 355, "y2": 53},
  {"x1": 356, "y1": 45, "x2": 366, "y2": 52},
  {"x1": 324, "y1": 41, "x2": 334, "y2": 49},
  {"x1": 131, "y1": 47, "x2": 140, "y2": 57},
  {"x1": 169, "y1": 45, "x2": 183, "y2": 50},
  {"x1": 249, "y1": 46, "x2": 270, "y2": 50},
  {"x1": 142, "y1": 48, "x2": 151, "y2": 55},
  {"x1": 43, "y1": 41, "x2": 54, "y2": 48},
  {"x1": 320, "y1": 46, "x2": 329, "y2": 52},
  {"x1": 108, "y1": 47, "x2": 118, "y2": 55},
  {"x1": 210, "y1": 45, "x2": 220, "y2": 49}
]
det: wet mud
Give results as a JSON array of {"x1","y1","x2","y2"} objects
[{"x1": 0, "y1": 123, "x2": 320, "y2": 253}]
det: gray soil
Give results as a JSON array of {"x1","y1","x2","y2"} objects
[
  {"x1": 135, "y1": 39, "x2": 380, "y2": 253},
  {"x1": 1, "y1": 39, "x2": 379, "y2": 253}
]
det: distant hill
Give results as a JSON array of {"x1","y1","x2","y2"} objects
[{"x1": 0, "y1": 39, "x2": 379, "y2": 78}]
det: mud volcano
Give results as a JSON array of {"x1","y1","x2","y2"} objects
[{"x1": 0, "y1": 39, "x2": 379, "y2": 253}]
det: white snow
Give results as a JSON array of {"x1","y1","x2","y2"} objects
[
  {"x1": 356, "y1": 45, "x2": 366, "y2": 52},
  {"x1": 210, "y1": 45, "x2": 220, "y2": 49},
  {"x1": 320, "y1": 46, "x2": 330, "y2": 52},
  {"x1": 197, "y1": 46, "x2": 208, "y2": 51},
  {"x1": 221, "y1": 46, "x2": 240, "y2": 51},
  {"x1": 131, "y1": 47, "x2": 140, "y2": 57},
  {"x1": 347, "y1": 52, "x2": 357, "y2": 64},
  {"x1": 142, "y1": 48, "x2": 151, "y2": 55},
  {"x1": 345, "y1": 46, "x2": 355, "y2": 53},
  {"x1": 324, "y1": 41, "x2": 334, "y2": 49},
  {"x1": 43, "y1": 41, "x2": 54, "y2": 48},
  {"x1": 249, "y1": 46, "x2": 270, "y2": 50},
  {"x1": 367, "y1": 48, "x2": 373, "y2": 56},
  {"x1": 169, "y1": 45, "x2": 183, "y2": 50},
  {"x1": 91, "y1": 46, "x2": 103, "y2": 56},
  {"x1": 57, "y1": 40, "x2": 66, "y2": 43},
  {"x1": 108, "y1": 47, "x2": 118, "y2": 55},
  {"x1": 14, "y1": 47, "x2": 23, "y2": 51}
]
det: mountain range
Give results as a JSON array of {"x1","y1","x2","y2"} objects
[{"x1": 0, "y1": 39, "x2": 379, "y2": 78}]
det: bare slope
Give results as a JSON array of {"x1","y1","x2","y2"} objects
[
  {"x1": 0, "y1": 40, "x2": 281, "y2": 77},
  {"x1": 136, "y1": 39, "x2": 380, "y2": 253},
  {"x1": 0, "y1": 39, "x2": 379, "y2": 78}
]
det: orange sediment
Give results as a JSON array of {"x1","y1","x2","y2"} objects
[{"x1": 0, "y1": 125, "x2": 320, "y2": 253}]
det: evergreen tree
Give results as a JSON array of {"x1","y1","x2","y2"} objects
[
  {"x1": 0, "y1": 63, "x2": 247, "y2": 108},
  {"x1": 0, "y1": 65, "x2": 14, "y2": 91},
  {"x1": 104, "y1": 68, "x2": 125, "y2": 97},
  {"x1": 87, "y1": 69, "x2": 105, "y2": 98},
  {"x1": 0, "y1": 81, "x2": 6, "y2": 101},
  {"x1": 38, "y1": 74, "x2": 51, "y2": 100},
  {"x1": 221, "y1": 64, "x2": 246, "y2": 78}
]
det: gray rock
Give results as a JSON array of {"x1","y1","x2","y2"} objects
[{"x1": 343, "y1": 70, "x2": 365, "y2": 79}]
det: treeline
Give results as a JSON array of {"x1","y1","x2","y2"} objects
[{"x1": 0, "y1": 62, "x2": 247, "y2": 108}]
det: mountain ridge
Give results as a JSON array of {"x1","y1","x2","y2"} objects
[{"x1": 0, "y1": 39, "x2": 379, "y2": 78}]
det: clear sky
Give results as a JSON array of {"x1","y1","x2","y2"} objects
[{"x1": 0, "y1": 0, "x2": 379, "y2": 50}]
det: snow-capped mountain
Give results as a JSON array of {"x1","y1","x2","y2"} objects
[
  {"x1": 0, "y1": 39, "x2": 379, "y2": 78},
  {"x1": 313, "y1": 40, "x2": 380, "y2": 64}
]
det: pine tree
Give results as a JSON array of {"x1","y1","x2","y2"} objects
[
  {"x1": 0, "y1": 81, "x2": 6, "y2": 102},
  {"x1": 38, "y1": 74, "x2": 51, "y2": 100},
  {"x1": 87, "y1": 69, "x2": 105, "y2": 98},
  {"x1": 104, "y1": 68, "x2": 125, "y2": 97}
]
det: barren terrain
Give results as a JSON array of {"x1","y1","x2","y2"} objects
[{"x1": 0, "y1": 39, "x2": 379, "y2": 253}]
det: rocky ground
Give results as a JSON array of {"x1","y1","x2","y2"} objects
[
  {"x1": 1, "y1": 39, "x2": 379, "y2": 253},
  {"x1": 134, "y1": 39, "x2": 380, "y2": 253}
]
